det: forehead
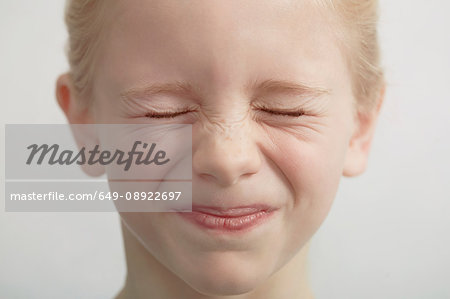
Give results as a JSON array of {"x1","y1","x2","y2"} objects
[{"x1": 96, "y1": 0, "x2": 347, "y2": 97}]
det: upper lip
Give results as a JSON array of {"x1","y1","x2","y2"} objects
[{"x1": 191, "y1": 204, "x2": 277, "y2": 217}]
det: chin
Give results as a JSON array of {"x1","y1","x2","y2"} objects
[
  {"x1": 186, "y1": 271, "x2": 263, "y2": 297},
  {"x1": 179, "y1": 252, "x2": 270, "y2": 296}
]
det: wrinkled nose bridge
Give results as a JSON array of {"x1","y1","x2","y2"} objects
[
  {"x1": 193, "y1": 117, "x2": 260, "y2": 186},
  {"x1": 206, "y1": 119, "x2": 250, "y2": 154},
  {"x1": 213, "y1": 118, "x2": 246, "y2": 139},
  {"x1": 201, "y1": 103, "x2": 251, "y2": 140}
]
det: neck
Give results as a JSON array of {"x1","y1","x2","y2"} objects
[{"x1": 115, "y1": 219, "x2": 315, "y2": 299}]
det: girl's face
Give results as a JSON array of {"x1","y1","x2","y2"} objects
[{"x1": 77, "y1": 0, "x2": 365, "y2": 295}]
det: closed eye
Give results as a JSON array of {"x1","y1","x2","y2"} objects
[
  {"x1": 143, "y1": 107, "x2": 307, "y2": 119},
  {"x1": 255, "y1": 107, "x2": 307, "y2": 117},
  {"x1": 144, "y1": 109, "x2": 194, "y2": 119}
]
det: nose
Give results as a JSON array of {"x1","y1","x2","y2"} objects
[{"x1": 193, "y1": 122, "x2": 261, "y2": 187}]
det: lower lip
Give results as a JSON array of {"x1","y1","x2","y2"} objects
[{"x1": 176, "y1": 209, "x2": 277, "y2": 233}]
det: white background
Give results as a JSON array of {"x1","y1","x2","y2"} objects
[{"x1": 1, "y1": 1, "x2": 449, "y2": 298}]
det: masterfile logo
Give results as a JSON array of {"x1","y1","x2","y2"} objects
[
  {"x1": 4, "y1": 124, "x2": 193, "y2": 212},
  {"x1": 26, "y1": 141, "x2": 170, "y2": 171}
]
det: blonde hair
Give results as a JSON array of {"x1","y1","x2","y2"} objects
[
  {"x1": 64, "y1": 0, "x2": 384, "y2": 115},
  {"x1": 64, "y1": 0, "x2": 110, "y2": 105},
  {"x1": 315, "y1": 0, "x2": 385, "y2": 116}
]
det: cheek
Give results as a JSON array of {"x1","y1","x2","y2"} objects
[{"x1": 261, "y1": 118, "x2": 350, "y2": 225}]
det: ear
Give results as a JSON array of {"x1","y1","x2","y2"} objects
[
  {"x1": 56, "y1": 73, "x2": 94, "y2": 124},
  {"x1": 343, "y1": 85, "x2": 385, "y2": 177},
  {"x1": 56, "y1": 73, "x2": 105, "y2": 176}
]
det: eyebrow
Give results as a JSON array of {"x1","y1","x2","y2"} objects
[
  {"x1": 120, "y1": 79, "x2": 330, "y2": 101},
  {"x1": 120, "y1": 81, "x2": 199, "y2": 100},
  {"x1": 247, "y1": 79, "x2": 331, "y2": 98}
]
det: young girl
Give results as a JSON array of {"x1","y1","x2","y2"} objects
[{"x1": 56, "y1": 0, "x2": 385, "y2": 298}]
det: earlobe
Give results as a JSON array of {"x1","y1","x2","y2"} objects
[
  {"x1": 56, "y1": 73, "x2": 105, "y2": 177},
  {"x1": 342, "y1": 86, "x2": 385, "y2": 177}
]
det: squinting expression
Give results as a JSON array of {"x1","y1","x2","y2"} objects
[{"x1": 89, "y1": 0, "x2": 357, "y2": 295}]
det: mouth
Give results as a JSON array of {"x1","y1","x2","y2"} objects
[{"x1": 176, "y1": 204, "x2": 278, "y2": 233}]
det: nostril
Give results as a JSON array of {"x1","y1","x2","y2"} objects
[{"x1": 198, "y1": 173, "x2": 215, "y2": 182}]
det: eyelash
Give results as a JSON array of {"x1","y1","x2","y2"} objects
[
  {"x1": 144, "y1": 107, "x2": 307, "y2": 119},
  {"x1": 255, "y1": 106, "x2": 307, "y2": 117},
  {"x1": 144, "y1": 109, "x2": 193, "y2": 119}
]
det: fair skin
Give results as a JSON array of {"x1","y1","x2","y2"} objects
[{"x1": 57, "y1": 0, "x2": 384, "y2": 298}]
